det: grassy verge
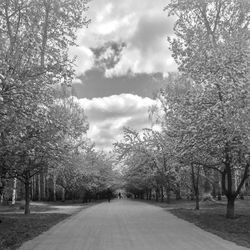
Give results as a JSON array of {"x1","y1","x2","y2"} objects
[
  {"x1": 139, "y1": 197, "x2": 250, "y2": 248},
  {"x1": 0, "y1": 213, "x2": 69, "y2": 250},
  {"x1": 170, "y1": 207, "x2": 250, "y2": 248},
  {"x1": 0, "y1": 201, "x2": 97, "y2": 250}
]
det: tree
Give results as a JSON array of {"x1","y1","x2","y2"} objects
[
  {"x1": 165, "y1": 0, "x2": 250, "y2": 218},
  {"x1": 115, "y1": 127, "x2": 179, "y2": 202},
  {"x1": 55, "y1": 145, "x2": 118, "y2": 202},
  {"x1": 0, "y1": 0, "x2": 90, "y2": 164},
  {"x1": 83, "y1": 150, "x2": 118, "y2": 198},
  {"x1": 115, "y1": 128, "x2": 156, "y2": 199},
  {"x1": 7, "y1": 96, "x2": 88, "y2": 213},
  {"x1": 0, "y1": 0, "x2": 90, "y2": 214}
]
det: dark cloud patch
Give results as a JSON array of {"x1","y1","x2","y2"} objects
[
  {"x1": 91, "y1": 41, "x2": 126, "y2": 70},
  {"x1": 70, "y1": 0, "x2": 177, "y2": 77},
  {"x1": 72, "y1": 69, "x2": 165, "y2": 99}
]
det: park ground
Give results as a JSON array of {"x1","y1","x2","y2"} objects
[
  {"x1": 144, "y1": 197, "x2": 250, "y2": 249},
  {"x1": 0, "y1": 201, "x2": 96, "y2": 250},
  {"x1": 0, "y1": 198, "x2": 250, "y2": 250}
]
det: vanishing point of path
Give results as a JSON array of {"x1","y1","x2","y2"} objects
[{"x1": 19, "y1": 199, "x2": 249, "y2": 250}]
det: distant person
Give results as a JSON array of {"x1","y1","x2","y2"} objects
[{"x1": 118, "y1": 192, "x2": 122, "y2": 199}]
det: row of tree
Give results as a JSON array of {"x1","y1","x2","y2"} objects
[
  {"x1": 0, "y1": 0, "x2": 118, "y2": 214},
  {"x1": 115, "y1": 0, "x2": 250, "y2": 218},
  {"x1": 3, "y1": 146, "x2": 119, "y2": 204}
]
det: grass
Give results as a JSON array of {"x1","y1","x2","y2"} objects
[
  {"x1": 0, "y1": 213, "x2": 69, "y2": 250},
  {"x1": 170, "y1": 208, "x2": 250, "y2": 248},
  {"x1": 145, "y1": 197, "x2": 250, "y2": 248},
  {"x1": 0, "y1": 200, "x2": 96, "y2": 250}
]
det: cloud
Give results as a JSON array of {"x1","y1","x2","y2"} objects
[
  {"x1": 77, "y1": 94, "x2": 157, "y2": 151},
  {"x1": 105, "y1": 12, "x2": 177, "y2": 76},
  {"x1": 68, "y1": 1, "x2": 175, "y2": 150},
  {"x1": 70, "y1": 0, "x2": 177, "y2": 77},
  {"x1": 91, "y1": 41, "x2": 126, "y2": 70},
  {"x1": 69, "y1": 46, "x2": 94, "y2": 75},
  {"x1": 71, "y1": 69, "x2": 165, "y2": 99}
]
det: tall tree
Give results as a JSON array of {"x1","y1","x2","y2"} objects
[
  {"x1": 0, "y1": 0, "x2": 90, "y2": 213},
  {"x1": 165, "y1": 0, "x2": 250, "y2": 218},
  {"x1": 115, "y1": 127, "x2": 178, "y2": 202}
]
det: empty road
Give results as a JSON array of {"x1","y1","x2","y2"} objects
[{"x1": 19, "y1": 199, "x2": 249, "y2": 250}]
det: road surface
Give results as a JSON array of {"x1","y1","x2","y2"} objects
[{"x1": 19, "y1": 199, "x2": 249, "y2": 250}]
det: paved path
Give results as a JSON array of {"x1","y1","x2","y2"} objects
[{"x1": 19, "y1": 199, "x2": 249, "y2": 250}]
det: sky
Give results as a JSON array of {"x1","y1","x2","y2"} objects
[{"x1": 70, "y1": 0, "x2": 177, "y2": 151}]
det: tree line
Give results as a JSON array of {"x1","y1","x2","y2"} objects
[
  {"x1": 115, "y1": 0, "x2": 250, "y2": 219},
  {"x1": 0, "y1": 0, "x2": 118, "y2": 214}
]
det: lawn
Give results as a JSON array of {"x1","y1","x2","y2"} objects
[
  {"x1": 170, "y1": 207, "x2": 250, "y2": 248},
  {"x1": 152, "y1": 198, "x2": 250, "y2": 249},
  {"x1": 0, "y1": 201, "x2": 94, "y2": 250},
  {"x1": 0, "y1": 213, "x2": 69, "y2": 250}
]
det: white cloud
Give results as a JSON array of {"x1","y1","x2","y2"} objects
[
  {"x1": 72, "y1": 78, "x2": 82, "y2": 85},
  {"x1": 97, "y1": 20, "x2": 120, "y2": 35},
  {"x1": 69, "y1": 46, "x2": 94, "y2": 75},
  {"x1": 77, "y1": 94, "x2": 157, "y2": 151},
  {"x1": 72, "y1": 0, "x2": 177, "y2": 77},
  {"x1": 96, "y1": 3, "x2": 113, "y2": 22}
]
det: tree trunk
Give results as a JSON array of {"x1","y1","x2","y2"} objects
[
  {"x1": 175, "y1": 184, "x2": 181, "y2": 200},
  {"x1": 155, "y1": 187, "x2": 159, "y2": 202},
  {"x1": 46, "y1": 176, "x2": 49, "y2": 201},
  {"x1": 149, "y1": 189, "x2": 152, "y2": 200},
  {"x1": 24, "y1": 179, "x2": 30, "y2": 215},
  {"x1": 194, "y1": 178, "x2": 200, "y2": 210},
  {"x1": 30, "y1": 177, "x2": 33, "y2": 200},
  {"x1": 12, "y1": 178, "x2": 17, "y2": 205},
  {"x1": 212, "y1": 183, "x2": 216, "y2": 199},
  {"x1": 195, "y1": 191, "x2": 199, "y2": 210},
  {"x1": 203, "y1": 167, "x2": 212, "y2": 195},
  {"x1": 31, "y1": 176, "x2": 35, "y2": 200},
  {"x1": 53, "y1": 174, "x2": 57, "y2": 202},
  {"x1": 37, "y1": 174, "x2": 41, "y2": 201},
  {"x1": 146, "y1": 189, "x2": 149, "y2": 200},
  {"x1": 190, "y1": 192, "x2": 194, "y2": 200},
  {"x1": 61, "y1": 187, "x2": 65, "y2": 202},
  {"x1": 226, "y1": 197, "x2": 235, "y2": 219},
  {"x1": 217, "y1": 178, "x2": 222, "y2": 200},
  {"x1": 217, "y1": 191, "x2": 222, "y2": 201},
  {"x1": 194, "y1": 180, "x2": 200, "y2": 210},
  {"x1": 191, "y1": 164, "x2": 200, "y2": 210},
  {"x1": 166, "y1": 187, "x2": 171, "y2": 203},
  {"x1": 140, "y1": 192, "x2": 144, "y2": 199},
  {"x1": 160, "y1": 186, "x2": 164, "y2": 202},
  {"x1": 41, "y1": 172, "x2": 46, "y2": 200}
]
